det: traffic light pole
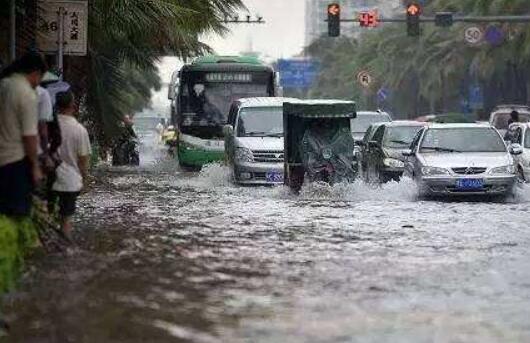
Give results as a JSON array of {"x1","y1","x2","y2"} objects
[
  {"x1": 336, "y1": 15, "x2": 530, "y2": 24},
  {"x1": 222, "y1": 15, "x2": 265, "y2": 24}
]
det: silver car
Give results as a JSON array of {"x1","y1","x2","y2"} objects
[
  {"x1": 403, "y1": 124, "x2": 519, "y2": 197},
  {"x1": 224, "y1": 97, "x2": 297, "y2": 185}
]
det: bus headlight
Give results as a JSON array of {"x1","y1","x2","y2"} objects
[{"x1": 235, "y1": 147, "x2": 254, "y2": 163}]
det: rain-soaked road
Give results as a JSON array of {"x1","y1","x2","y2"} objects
[{"x1": 3, "y1": 130, "x2": 530, "y2": 343}]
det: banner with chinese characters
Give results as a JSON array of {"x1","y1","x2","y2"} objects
[{"x1": 37, "y1": 0, "x2": 88, "y2": 56}]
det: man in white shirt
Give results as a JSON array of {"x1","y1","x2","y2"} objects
[
  {"x1": 48, "y1": 90, "x2": 91, "y2": 240},
  {"x1": 0, "y1": 53, "x2": 47, "y2": 217}
]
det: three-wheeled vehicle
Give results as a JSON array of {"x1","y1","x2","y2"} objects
[{"x1": 283, "y1": 100, "x2": 357, "y2": 192}]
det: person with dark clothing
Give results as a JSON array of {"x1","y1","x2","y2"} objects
[
  {"x1": 0, "y1": 52, "x2": 47, "y2": 217},
  {"x1": 508, "y1": 110, "x2": 520, "y2": 126},
  {"x1": 112, "y1": 115, "x2": 139, "y2": 166},
  {"x1": 300, "y1": 119, "x2": 356, "y2": 185}
]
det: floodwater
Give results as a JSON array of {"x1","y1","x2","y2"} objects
[{"x1": 3, "y1": 129, "x2": 530, "y2": 343}]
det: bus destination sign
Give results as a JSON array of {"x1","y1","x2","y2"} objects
[{"x1": 205, "y1": 73, "x2": 252, "y2": 83}]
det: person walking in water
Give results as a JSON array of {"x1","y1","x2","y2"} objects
[
  {"x1": 48, "y1": 90, "x2": 91, "y2": 241},
  {"x1": 0, "y1": 52, "x2": 47, "y2": 217}
]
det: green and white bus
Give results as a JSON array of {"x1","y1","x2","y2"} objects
[{"x1": 171, "y1": 55, "x2": 279, "y2": 168}]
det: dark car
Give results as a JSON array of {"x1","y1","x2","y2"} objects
[
  {"x1": 360, "y1": 121, "x2": 426, "y2": 183},
  {"x1": 350, "y1": 110, "x2": 392, "y2": 143}
]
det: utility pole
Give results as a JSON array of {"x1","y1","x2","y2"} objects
[
  {"x1": 9, "y1": 0, "x2": 16, "y2": 62},
  {"x1": 57, "y1": 6, "x2": 66, "y2": 79}
]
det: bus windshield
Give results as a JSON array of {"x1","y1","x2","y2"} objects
[{"x1": 181, "y1": 81, "x2": 269, "y2": 124}]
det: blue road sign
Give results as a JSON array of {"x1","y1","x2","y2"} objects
[
  {"x1": 377, "y1": 87, "x2": 390, "y2": 102},
  {"x1": 485, "y1": 26, "x2": 504, "y2": 46},
  {"x1": 469, "y1": 84, "x2": 484, "y2": 110},
  {"x1": 278, "y1": 59, "x2": 319, "y2": 89}
]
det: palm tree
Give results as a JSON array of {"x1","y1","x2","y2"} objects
[
  {"x1": 307, "y1": 0, "x2": 530, "y2": 118},
  {"x1": 72, "y1": 0, "x2": 244, "y2": 145}
]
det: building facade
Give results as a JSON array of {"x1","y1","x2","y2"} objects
[{"x1": 304, "y1": 0, "x2": 402, "y2": 46}]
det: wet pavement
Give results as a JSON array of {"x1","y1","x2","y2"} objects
[{"x1": 3, "y1": 133, "x2": 530, "y2": 342}]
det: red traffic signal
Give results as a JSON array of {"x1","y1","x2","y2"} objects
[
  {"x1": 328, "y1": 3, "x2": 341, "y2": 37},
  {"x1": 406, "y1": 3, "x2": 421, "y2": 36},
  {"x1": 328, "y1": 3, "x2": 340, "y2": 16},
  {"x1": 359, "y1": 11, "x2": 379, "y2": 28},
  {"x1": 406, "y1": 3, "x2": 421, "y2": 16}
]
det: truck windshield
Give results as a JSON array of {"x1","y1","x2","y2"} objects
[
  {"x1": 237, "y1": 107, "x2": 283, "y2": 137},
  {"x1": 420, "y1": 128, "x2": 506, "y2": 153}
]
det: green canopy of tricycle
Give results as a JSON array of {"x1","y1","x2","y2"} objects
[{"x1": 283, "y1": 100, "x2": 357, "y2": 119}]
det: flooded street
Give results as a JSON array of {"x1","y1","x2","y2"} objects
[{"x1": 3, "y1": 133, "x2": 530, "y2": 342}]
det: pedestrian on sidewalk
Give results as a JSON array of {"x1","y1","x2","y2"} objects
[
  {"x1": 0, "y1": 52, "x2": 47, "y2": 217},
  {"x1": 48, "y1": 90, "x2": 91, "y2": 241}
]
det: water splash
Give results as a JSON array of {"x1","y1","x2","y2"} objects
[
  {"x1": 298, "y1": 177, "x2": 419, "y2": 202},
  {"x1": 195, "y1": 162, "x2": 233, "y2": 188},
  {"x1": 511, "y1": 182, "x2": 530, "y2": 203}
]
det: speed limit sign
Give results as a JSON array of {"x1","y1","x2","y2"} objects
[{"x1": 464, "y1": 26, "x2": 483, "y2": 45}]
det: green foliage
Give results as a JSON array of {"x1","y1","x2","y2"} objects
[
  {"x1": 83, "y1": 0, "x2": 244, "y2": 144},
  {"x1": 307, "y1": 0, "x2": 530, "y2": 118},
  {"x1": 0, "y1": 216, "x2": 37, "y2": 294}
]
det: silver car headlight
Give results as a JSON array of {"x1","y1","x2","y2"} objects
[
  {"x1": 383, "y1": 158, "x2": 405, "y2": 168},
  {"x1": 235, "y1": 147, "x2": 254, "y2": 162},
  {"x1": 421, "y1": 166, "x2": 450, "y2": 176},
  {"x1": 489, "y1": 165, "x2": 516, "y2": 175}
]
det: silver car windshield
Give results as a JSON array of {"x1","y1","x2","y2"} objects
[
  {"x1": 383, "y1": 126, "x2": 423, "y2": 149},
  {"x1": 236, "y1": 107, "x2": 283, "y2": 137},
  {"x1": 420, "y1": 128, "x2": 506, "y2": 153},
  {"x1": 351, "y1": 114, "x2": 390, "y2": 134}
]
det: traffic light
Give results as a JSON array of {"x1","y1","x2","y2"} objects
[
  {"x1": 406, "y1": 3, "x2": 421, "y2": 36},
  {"x1": 328, "y1": 3, "x2": 341, "y2": 37},
  {"x1": 435, "y1": 12, "x2": 453, "y2": 27}
]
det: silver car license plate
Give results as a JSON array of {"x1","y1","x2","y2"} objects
[{"x1": 456, "y1": 179, "x2": 484, "y2": 190}]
